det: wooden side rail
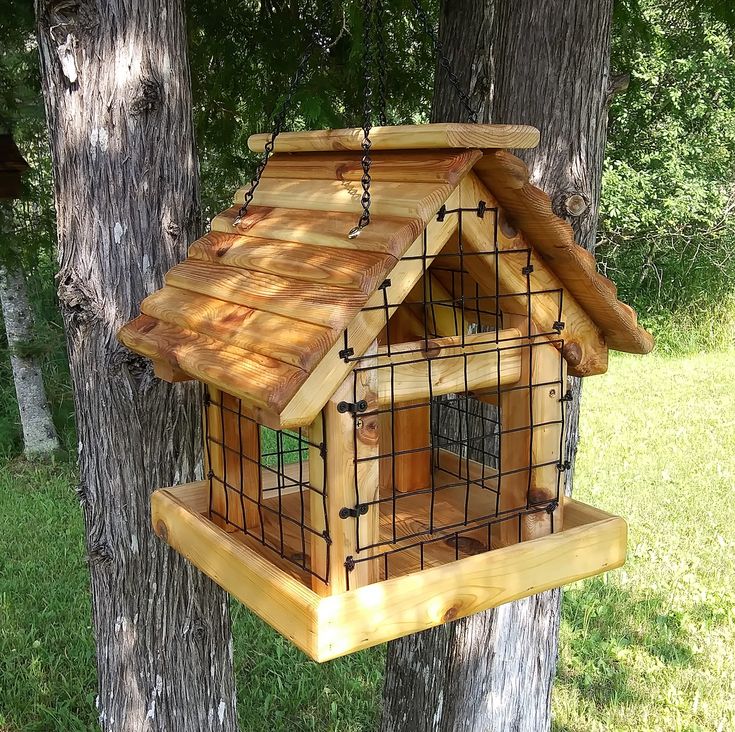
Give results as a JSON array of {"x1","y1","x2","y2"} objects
[{"x1": 375, "y1": 329, "x2": 523, "y2": 405}]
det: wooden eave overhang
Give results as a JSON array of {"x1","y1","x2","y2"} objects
[{"x1": 119, "y1": 123, "x2": 653, "y2": 429}]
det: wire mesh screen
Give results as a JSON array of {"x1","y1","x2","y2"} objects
[
  {"x1": 202, "y1": 202, "x2": 570, "y2": 593},
  {"x1": 204, "y1": 388, "x2": 329, "y2": 583},
  {"x1": 338, "y1": 203, "x2": 569, "y2": 588}
]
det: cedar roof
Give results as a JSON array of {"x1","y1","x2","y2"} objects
[{"x1": 119, "y1": 124, "x2": 653, "y2": 428}]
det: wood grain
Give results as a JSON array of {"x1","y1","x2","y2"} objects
[
  {"x1": 236, "y1": 178, "x2": 456, "y2": 222},
  {"x1": 325, "y1": 345, "x2": 380, "y2": 593},
  {"x1": 153, "y1": 482, "x2": 626, "y2": 662},
  {"x1": 278, "y1": 194, "x2": 460, "y2": 427},
  {"x1": 247, "y1": 123, "x2": 540, "y2": 153},
  {"x1": 260, "y1": 150, "x2": 482, "y2": 185},
  {"x1": 189, "y1": 231, "x2": 396, "y2": 292},
  {"x1": 151, "y1": 484, "x2": 321, "y2": 659},
  {"x1": 459, "y1": 173, "x2": 610, "y2": 376},
  {"x1": 211, "y1": 206, "x2": 423, "y2": 258},
  {"x1": 119, "y1": 315, "x2": 307, "y2": 414},
  {"x1": 317, "y1": 499, "x2": 626, "y2": 661},
  {"x1": 165, "y1": 259, "x2": 367, "y2": 329},
  {"x1": 141, "y1": 286, "x2": 339, "y2": 371},
  {"x1": 474, "y1": 151, "x2": 654, "y2": 355}
]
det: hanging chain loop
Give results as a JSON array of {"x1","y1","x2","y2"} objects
[
  {"x1": 409, "y1": 0, "x2": 479, "y2": 123},
  {"x1": 349, "y1": 0, "x2": 376, "y2": 239}
]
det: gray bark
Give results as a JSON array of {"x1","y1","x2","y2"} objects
[
  {"x1": 35, "y1": 1, "x2": 237, "y2": 729},
  {"x1": 381, "y1": 1, "x2": 614, "y2": 730},
  {"x1": 0, "y1": 263, "x2": 60, "y2": 457}
]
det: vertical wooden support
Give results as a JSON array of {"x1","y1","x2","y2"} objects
[
  {"x1": 379, "y1": 309, "x2": 432, "y2": 494},
  {"x1": 307, "y1": 413, "x2": 329, "y2": 596},
  {"x1": 525, "y1": 343, "x2": 567, "y2": 538},
  {"x1": 205, "y1": 388, "x2": 260, "y2": 535},
  {"x1": 325, "y1": 344, "x2": 380, "y2": 594},
  {"x1": 498, "y1": 318, "x2": 565, "y2": 546}
]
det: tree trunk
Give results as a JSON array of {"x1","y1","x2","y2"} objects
[
  {"x1": 35, "y1": 1, "x2": 237, "y2": 729},
  {"x1": 0, "y1": 262, "x2": 60, "y2": 457},
  {"x1": 381, "y1": 2, "x2": 614, "y2": 730}
]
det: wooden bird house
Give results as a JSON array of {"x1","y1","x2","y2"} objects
[{"x1": 119, "y1": 124, "x2": 653, "y2": 662}]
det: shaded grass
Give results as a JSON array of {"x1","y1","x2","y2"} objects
[{"x1": 0, "y1": 352, "x2": 734, "y2": 730}]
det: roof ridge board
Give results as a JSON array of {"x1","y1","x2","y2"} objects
[
  {"x1": 188, "y1": 230, "x2": 398, "y2": 294},
  {"x1": 260, "y1": 149, "x2": 483, "y2": 187},
  {"x1": 140, "y1": 284, "x2": 342, "y2": 373},
  {"x1": 247, "y1": 123, "x2": 540, "y2": 153}
]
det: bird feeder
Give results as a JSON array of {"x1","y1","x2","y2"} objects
[{"x1": 119, "y1": 123, "x2": 653, "y2": 662}]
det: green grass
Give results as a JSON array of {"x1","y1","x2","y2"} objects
[{"x1": 1, "y1": 351, "x2": 734, "y2": 730}]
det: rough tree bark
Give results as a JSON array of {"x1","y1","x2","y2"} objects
[
  {"x1": 35, "y1": 1, "x2": 237, "y2": 729},
  {"x1": 0, "y1": 262, "x2": 60, "y2": 457},
  {"x1": 381, "y1": 1, "x2": 614, "y2": 730}
]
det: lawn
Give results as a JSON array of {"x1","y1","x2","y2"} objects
[{"x1": 1, "y1": 352, "x2": 733, "y2": 731}]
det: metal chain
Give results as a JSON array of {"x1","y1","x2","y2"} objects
[
  {"x1": 235, "y1": 0, "x2": 337, "y2": 225},
  {"x1": 349, "y1": 0, "x2": 376, "y2": 239},
  {"x1": 373, "y1": 0, "x2": 388, "y2": 126},
  {"x1": 409, "y1": 0, "x2": 479, "y2": 123}
]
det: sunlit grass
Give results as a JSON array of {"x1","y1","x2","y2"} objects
[
  {"x1": 554, "y1": 351, "x2": 735, "y2": 732},
  {"x1": 0, "y1": 351, "x2": 733, "y2": 730}
]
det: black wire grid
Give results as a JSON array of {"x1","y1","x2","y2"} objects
[
  {"x1": 204, "y1": 391, "x2": 330, "y2": 584},
  {"x1": 204, "y1": 203, "x2": 569, "y2": 590}
]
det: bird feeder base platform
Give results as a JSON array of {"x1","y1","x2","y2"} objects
[
  {"x1": 151, "y1": 481, "x2": 627, "y2": 662},
  {"x1": 151, "y1": 481, "x2": 626, "y2": 662}
]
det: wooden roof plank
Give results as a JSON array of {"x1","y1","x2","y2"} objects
[
  {"x1": 247, "y1": 124, "x2": 539, "y2": 153},
  {"x1": 260, "y1": 150, "x2": 482, "y2": 185},
  {"x1": 235, "y1": 179, "x2": 455, "y2": 222},
  {"x1": 118, "y1": 315, "x2": 307, "y2": 413},
  {"x1": 473, "y1": 151, "x2": 654, "y2": 355},
  {"x1": 140, "y1": 286, "x2": 340, "y2": 371},
  {"x1": 212, "y1": 206, "x2": 422, "y2": 258},
  {"x1": 189, "y1": 232, "x2": 397, "y2": 293},
  {"x1": 165, "y1": 259, "x2": 368, "y2": 329}
]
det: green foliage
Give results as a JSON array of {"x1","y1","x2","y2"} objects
[
  {"x1": 187, "y1": 0, "x2": 435, "y2": 218},
  {"x1": 602, "y1": 0, "x2": 735, "y2": 352}
]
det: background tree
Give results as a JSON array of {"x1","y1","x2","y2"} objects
[
  {"x1": 381, "y1": 1, "x2": 616, "y2": 729},
  {"x1": 34, "y1": 0, "x2": 237, "y2": 729}
]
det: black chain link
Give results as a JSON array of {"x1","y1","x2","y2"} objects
[
  {"x1": 235, "y1": 0, "x2": 337, "y2": 225},
  {"x1": 410, "y1": 0, "x2": 479, "y2": 123},
  {"x1": 349, "y1": 0, "x2": 376, "y2": 239}
]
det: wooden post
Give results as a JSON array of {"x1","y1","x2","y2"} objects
[
  {"x1": 379, "y1": 309, "x2": 432, "y2": 494},
  {"x1": 324, "y1": 344, "x2": 380, "y2": 593},
  {"x1": 205, "y1": 389, "x2": 260, "y2": 535},
  {"x1": 307, "y1": 413, "x2": 330, "y2": 596},
  {"x1": 497, "y1": 318, "x2": 565, "y2": 546}
]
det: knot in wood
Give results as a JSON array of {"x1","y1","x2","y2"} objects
[
  {"x1": 155, "y1": 520, "x2": 168, "y2": 542},
  {"x1": 561, "y1": 341, "x2": 583, "y2": 367},
  {"x1": 442, "y1": 606, "x2": 460, "y2": 623},
  {"x1": 445, "y1": 536, "x2": 486, "y2": 556},
  {"x1": 554, "y1": 191, "x2": 590, "y2": 219},
  {"x1": 131, "y1": 78, "x2": 162, "y2": 116}
]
